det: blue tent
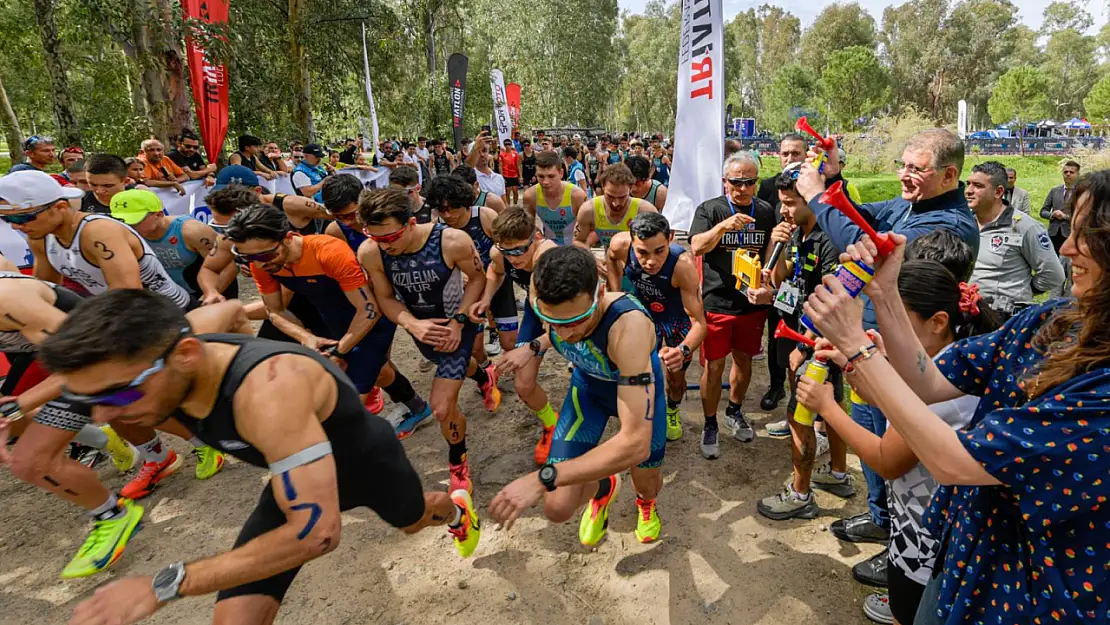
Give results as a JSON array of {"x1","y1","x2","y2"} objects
[{"x1": 1062, "y1": 117, "x2": 1092, "y2": 130}]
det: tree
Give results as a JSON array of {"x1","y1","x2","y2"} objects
[
  {"x1": 762, "y1": 64, "x2": 817, "y2": 132},
  {"x1": 1083, "y1": 73, "x2": 1110, "y2": 123},
  {"x1": 880, "y1": 0, "x2": 948, "y2": 118},
  {"x1": 1040, "y1": 0, "x2": 1092, "y2": 34},
  {"x1": 818, "y1": 46, "x2": 888, "y2": 129},
  {"x1": 988, "y1": 66, "x2": 1051, "y2": 155},
  {"x1": 943, "y1": 0, "x2": 1019, "y2": 127},
  {"x1": 1041, "y1": 28, "x2": 1098, "y2": 118},
  {"x1": 32, "y1": 0, "x2": 83, "y2": 147},
  {"x1": 799, "y1": 3, "x2": 877, "y2": 71},
  {"x1": 0, "y1": 75, "x2": 24, "y2": 165}
]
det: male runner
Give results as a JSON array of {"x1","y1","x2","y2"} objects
[
  {"x1": 522, "y1": 150, "x2": 588, "y2": 246},
  {"x1": 627, "y1": 155, "x2": 669, "y2": 211},
  {"x1": 573, "y1": 164, "x2": 658, "y2": 279},
  {"x1": 606, "y1": 212, "x2": 706, "y2": 442},
  {"x1": 50, "y1": 291, "x2": 480, "y2": 625},
  {"x1": 357, "y1": 188, "x2": 493, "y2": 495},
  {"x1": 471, "y1": 208, "x2": 560, "y2": 463},
  {"x1": 82, "y1": 154, "x2": 130, "y2": 215},
  {"x1": 489, "y1": 245, "x2": 666, "y2": 544},
  {"x1": 388, "y1": 166, "x2": 434, "y2": 224}
]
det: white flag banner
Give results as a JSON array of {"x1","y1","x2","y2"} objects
[
  {"x1": 665, "y1": 0, "x2": 724, "y2": 232},
  {"x1": 489, "y1": 69, "x2": 513, "y2": 147},
  {"x1": 362, "y1": 23, "x2": 382, "y2": 158}
]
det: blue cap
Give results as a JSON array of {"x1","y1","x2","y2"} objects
[{"x1": 212, "y1": 165, "x2": 260, "y2": 190}]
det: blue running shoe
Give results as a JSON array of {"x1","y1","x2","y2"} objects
[{"x1": 393, "y1": 404, "x2": 433, "y2": 440}]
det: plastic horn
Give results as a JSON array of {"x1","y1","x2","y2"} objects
[
  {"x1": 795, "y1": 116, "x2": 835, "y2": 151},
  {"x1": 773, "y1": 320, "x2": 816, "y2": 348},
  {"x1": 820, "y1": 181, "x2": 896, "y2": 257}
]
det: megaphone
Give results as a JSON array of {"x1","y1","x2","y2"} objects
[
  {"x1": 795, "y1": 117, "x2": 836, "y2": 152},
  {"x1": 773, "y1": 320, "x2": 816, "y2": 348},
  {"x1": 820, "y1": 181, "x2": 895, "y2": 257}
]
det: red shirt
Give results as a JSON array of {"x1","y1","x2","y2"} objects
[{"x1": 499, "y1": 151, "x2": 520, "y2": 178}]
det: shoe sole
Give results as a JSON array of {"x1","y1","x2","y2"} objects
[
  {"x1": 765, "y1": 430, "x2": 791, "y2": 439},
  {"x1": 396, "y1": 411, "x2": 434, "y2": 440},
  {"x1": 733, "y1": 429, "x2": 755, "y2": 443},
  {"x1": 863, "y1": 601, "x2": 894, "y2": 624},
  {"x1": 700, "y1": 448, "x2": 720, "y2": 460},
  {"x1": 756, "y1": 501, "x2": 819, "y2": 521},
  {"x1": 812, "y1": 482, "x2": 856, "y2": 498}
]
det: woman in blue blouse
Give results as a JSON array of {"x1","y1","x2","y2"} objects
[{"x1": 802, "y1": 170, "x2": 1110, "y2": 625}]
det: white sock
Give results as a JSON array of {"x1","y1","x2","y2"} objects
[
  {"x1": 188, "y1": 437, "x2": 206, "y2": 449},
  {"x1": 448, "y1": 505, "x2": 463, "y2": 527},
  {"x1": 74, "y1": 425, "x2": 109, "y2": 450},
  {"x1": 89, "y1": 493, "x2": 124, "y2": 520},
  {"x1": 137, "y1": 437, "x2": 169, "y2": 463}
]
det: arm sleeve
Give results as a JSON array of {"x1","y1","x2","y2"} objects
[
  {"x1": 249, "y1": 264, "x2": 281, "y2": 295},
  {"x1": 1040, "y1": 190, "x2": 1054, "y2": 219},
  {"x1": 809, "y1": 195, "x2": 886, "y2": 253},
  {"x1": 1023, "y1": 222, "x2": 1065, "y2": 294},
  {"x1": 316, "y1": 238, "x2": 367, "y2": 291}
]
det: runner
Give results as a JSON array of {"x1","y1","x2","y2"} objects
[
  {"x1": 52, "y1": 290, "x2": 481, "y2": 625},
  {"x1": 430, "y1": 140, "x2": 454, "y2": 178},
  {"x1": 606, "y1": 212, "x2": 706, "y2": 442},
  {"x1": 586, "y1": 140, "x2": 601, "y2": 191},
  {"x1": 651, "y1": 142, "x2": 670, "y2": 187},
  {"x1": 573, "y1": 163, "x2": 659, "y2": 280},
  {"x1": 522, "y1": 150, "x2": 588, "y2": 246},
  {"x1": 389, "y1": 166, "x2": 434, "y2": 224},
  {"x1": 82, "y1": 154, "x2": 130, "y2": 215},
  {"x1": 520, "y1": 139, "x2": 537, "y2": 187},
  {"x1": 489, "y1": 245, "x2": 666, "y2": 544},
  {"x1": 500, "y1": 139, "x2": 522, "y2": 206},
  {"x1": 627, "y1": 155, "x2": 669, "y2": 211},
  {"x1": 358, "y1": 187, "x2": 497, "y2": 495}
]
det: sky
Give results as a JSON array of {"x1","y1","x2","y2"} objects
[{"x1": 616, "y1": 0, "x2": 1106, "y2": 33}]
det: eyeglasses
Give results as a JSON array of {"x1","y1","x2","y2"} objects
[
  {"x1": 726, "y1": 177, "x2": 759, "y2": 188},
  {"x1": 497, "y1": 239, "x2": 533, "y2": 257},
  {"x1": 231, "y1": 242, "x2": 283, "y2": 263},
  {"x1": 895, "y1": 160, "x2": 936, "y2": 175},
  {"x1": 60, "y1": 329, "x2": 189, "y2": 407},
  {"x1": 367, "y1": 224, "x2": 408, "y2": 243},
  {"x1": 0, "y1": 204, "x2": 52, "y2": 225},
  {"x1": 532, "y1": 281, "x2": 601, "y2": 328}
]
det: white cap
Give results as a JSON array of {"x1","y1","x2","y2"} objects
[{"x1": 0, "y1": 170, "x2": 83, "y2": 210}]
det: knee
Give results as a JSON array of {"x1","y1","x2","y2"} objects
[
  {"x1": 705, "y1": 359, "x2": 726, "y2": 377},
  {"x1": 542, "y1": 496, "x2": 578, "y2": 524},
  {"x1": 430, "y1": 397, "x2": 454, "y2": 422}
]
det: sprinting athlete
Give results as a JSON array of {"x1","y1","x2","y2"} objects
[
  {"x1": 51, "y1": 291, "x2": 480, "y2": 625},
  {"x1": 606, "y1": 212, "x2": 706, "y2": 442},
  {"x1": 573, "y1": 163, "x2": 659, "y2": 249},
  {"x1": 489, "y1": 245, "x2": 667, "y2": 544},
  {"x1": 627, "y1": 155, "x2": 669, "y2": 211},
  {"x1": 523, "y1": 150, "x2": 588, "y2": 245},
  {"x1": 358, "y1": 188, "x2": 495, "y2": 495},
  {"x1": 472, "y1": 208, "x2": 560, "y2": 463}
]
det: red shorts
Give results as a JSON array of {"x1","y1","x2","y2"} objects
[{"x1": 703, "y1": 309, "x2": 770, "y2": 361}]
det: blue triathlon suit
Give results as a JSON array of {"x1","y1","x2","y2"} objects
[
  {"x1": 147, "y1": 215, "x2": 201, "y2": 295},
  {"x1": 547, "y1": 295, "x2": 666, "y2": 469},
  {"x1": 499, "y1": 255, "x2": 542, "y2": 347},
  {"x1": 451, "y1": 206, "x2": 518, "y2": 332},
  {"x1": 381, "y1": 224, "x2": 477, "y2": 380},
  {"x1": 336, "y1": 221, "x2": 367, "y2": 253},
  {"x1": 625, "y1": 243, "x2": 692, "y2": 368}
]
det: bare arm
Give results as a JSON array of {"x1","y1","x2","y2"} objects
[
  {"x1": 260, "y1": 289, "x2": 315, "y2": 345},
  {"x1": 572, "y1": 203, "x2": 595, "y2": 248},
  {"x1": 268, "y1": 194, "x2": 330, "y2": 222},
  {"x1": 674, "y1": 254, "x2": 707, "y2": 352},
  {"x1": 358, "y1": 240, "x2": 413, "y2": 328},
  {"x1": 443, "y1": 228, "x2": 487, "y2": 328},
  {"x1": 605, "y1": 234, "x2": 630, "y2": 292},
  {"x1": 336, "y1": 284, "x2": 380, "y2": 355},
  {"x1": 654, "y1": 185, "x2": 668, "y2": 211},
  {"x1": 198, "y1": 236, "x2": 236, "y2": 304},
  {"x1": 0, "y1": 283, "x2": 67, "y2": 345},
  {"x1": 29, "y1": 237, "x2": 62, "y2": 284},
  {"x1": 182, "y1": 219, "x2": 218, "y2": 258},
  {"x1": 185, "y1": 300, "x2": 252, "y2": 335},
  {"x1": 81, "y1": 221, "x2": 144, "y2": 289}
]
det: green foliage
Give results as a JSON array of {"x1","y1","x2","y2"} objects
[
  {"x1": 988, "y1": 66, "x2": 1052, "y2": 126},
  {"x1": 761, "y1": 65, "x2": 817, "y2": 133},
  {"x1": 818, "y1": 46, "x2": 889, "y2": 129},
  {"x1": 798, "y1": 3, "x2": 877, "y2": 72},
  {"x1": 1040, "y1": 27, "x2": 1098, "y2": 119},
  {"x1": 1084, "y1": 73, "x2": 1110, "y2": 123}
]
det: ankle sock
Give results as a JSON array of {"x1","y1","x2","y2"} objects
[
  {"x1": 726, "y1": 401, "x2": 742, "y2": 416},
  {"x1": 383, "y1": 374, "x2": 429, "y2": 415},
  {"x1": 137, "y1": 437, "x2": 169, "y2": 464},
  {"x1": 666, "y1": 398, "x2": 680, "y2": 411},
  {"x1": 74, "y1": 425, "x2": 109, "y2": 450},
  {"x1": 90, "y1": 493, "x2": 125, "y2": 521},
  {"x1": 534, "y1": 403, "x2": 557, "y2": 428},
  {"x1": 469, "y1": 365, "x2": 490, "y2": 388},
  {"x1": 704, "y1": 415, "x2": 718, "y2": 430}
]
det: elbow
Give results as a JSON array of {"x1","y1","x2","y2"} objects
[{"x1": 300, "y1": 516, "x2": 341, "y2": 559}]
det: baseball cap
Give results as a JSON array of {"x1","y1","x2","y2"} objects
[
  {"x1": 0, "y1": 170, "x2": 83, "y2": 211},
  {"x1": 110, "y1": 189, "x2": 163, "y2": 225},
  {"x1": 213, "y1": 165, "x2": 260, "y2": 190},
  {"x1": 303, "y1": 144, "x2": 326, "y2": 158}
]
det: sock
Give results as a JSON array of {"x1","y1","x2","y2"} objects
[
  {"x1": 788, "y1": 483, "x2": 812, "y2": 500},
  {"x1": 594, "y1": 476, "x2": 613, "y2": 500},
  {"x1": 137, "y1": 437, "x2": 169, "y2": 464},
  {"x1": 666, "y1": 398, "x2": 680, "y2": 411},
  {"x1": 188, "y1": 437, "x2": 206, "y2": 449},
  {"x1": 448, "y1": 439, "x2": 467, "y2": 465},
  {"x1": 74, "y1": 425, "x2": 109, "y2": 450},
  {"x1": 831, "y1": 469, "x2": 847, "y2": 480},
  {"x1": 448, "y1": 504, "x2": 464, "y2": 528},
  {"x1": 704, "y1": 415, "x2": 718, "y2": 430},
  {"x1": 90, "y1": 493, "x2": 125, "y2": 521},
  {"x1": 383, "y1": 374, "x2": 429, "y2": 415},
  {"x1": 726, "y1": 401, "x2": 743, "y2": 416},
  {"x1": 534, "y1": 403, "x2": 557, "y2": 428},
  {"x1": 469, "y1": 365, "x2": 490, "y2": 388}
]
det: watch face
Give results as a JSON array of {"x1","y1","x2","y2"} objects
[
  {"x1": 154, "y1": 566, "x2": 179, "y2": 587},
  {"x1": 539, "y1": 466, "x2": 555, "y2": 482}
]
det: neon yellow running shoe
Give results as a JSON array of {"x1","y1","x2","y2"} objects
[
  {"x1": 634, "y1": 497, "x2": 661, "y2": 543},
  {"x1": 100, "y1": 425, "x2": 139, "y2": 472},
  {"x1": 579, "y1": 474, "x2": 620, "y2": 546},
  {"x1": 61, "y1": 499, "x2": 144, "y2": 579},
  {"x1": 193, "y1": 445, "x2": 226, "y2": 480},
  {"x1": 448, "y1": 489, "x2": 481, "y2": 558},
  {"x1": 665, "y1": 406, "x2": 683, "y2": 441}
]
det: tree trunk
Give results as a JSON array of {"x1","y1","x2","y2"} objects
[
  {"x1": 129, "y1": 0, "x2": 191, "y2": 144},
  {"x1": 289, "y1": 0, "x2": 314, "y2": 142},
  {"x1": 32, "y1": 0, "x2": 82, "y2": 147},
  {"x1": 425, "y1": 3, "x2": 438, "y2": 76},
  {"x1": 0, "y1": 75, "x2": 25, "y2": 165}
]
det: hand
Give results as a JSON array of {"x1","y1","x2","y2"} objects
[
  {"x1": 68, "y1": 575, "x2": 161, "y2": 625},
  {"x1": 407, "y1": 318, "x2": 452, "y2": 347},
  {"x1": 496, "y1": 345, "x2": 536, "y2": 376},
  {"x1": 595, "y1": 257, "x2": 608, "y2": 280},
  {"x1": 770, "y1": 220, "x2": 795, "y2": 245},
  {"x1": 719, "y1": 213, "x2": 755, "y2": 232},
  {"x1": 173, "y1": 183, "x2": 186, "y2": 196},
  {"x1": 200, "y1": 292, "x2": 226, "y2": 306},
  {"x1": 811, "y1": 338, "x2": 849, "y2": 368},
  {"x1": 1052, "y1": 210, "x2": 1066, "y2": 220},
  {"x1": 817, "y1": 144, "x2": 842, "y2": 177},
  {"x1": 746, "y1": 285, "x2": 773, "y2": 306},
  {"x1": 468, "y1": 300, "x2": 490, "y2": 323},
  {"x1": 437, "y1": 321, "x2": 463, "y2": 353},
  {"x1": 788, "y1": 348, "x2": 806, "y2": 372},
  {"x1": 488, "y1": 471, "x2": 545, "y2": 530},
  {"x1": 795, "y1": 375, "x2": 835, "y2": 416},
  {"x1": 302, "y1": 335, "x2": 339, "y2": 352},
  {"x1": 203, "y1": 174, "x2": 215, "y2": 187},
  {"x1": 658, "y1": 346, "x2": 685, "y2": 372},
  {"x1": 839, "y1": 233, "x2": 907, "y2": 303},
  {"x1": 802, "y1": 276, "x2": 870, "y2": 355},
  {"x1": 795, "y1": 160, "x2": 826, "y2": 202},
  {"x1": 260, "y1": 171, "x2": 276, "y2": 181},
  {"x1": 866, "y1": 329, "x2": 886, "y2": 357}
]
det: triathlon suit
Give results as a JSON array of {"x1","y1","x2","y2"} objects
[
  {"x1": 499, "y1": 255, "x2": 542, "y2": 347},
  {"x1": 249, "y1": 235, "x2": 396, "y2": 394},
  {"x1": 536, "y1": 183, "x2": 576, "y2": 245},
  {"x1": 44, "y1": 214, "x2": 194, "y2": 309},
  {"x1": 624, "y1": 243, "x2": 692, "y2": 368},
  {"x1": 254, "y1": 201, "x2": 329, "y2": 343},
  {"x1": 607, "y1": 151, "x2": 622, "y2": 166},
  {"x1": 380, "y1": 224, "x2": 477, "y2": 380},
  {"x1": 173, "y1": 334, "x2": 425, "y2": 603},
  {"x1": 591, "y1": 197, "x2": 643, "y2": 248},
  {"x1": 475, "y1": 190, "x2": 488, "y2": 211},
  {"x1": 566, "y1": 160, "x2": 590, "y2": 198},
  {"x1": 546, "y1": 295, "x2": 666, "y2": 469},
  {"x1": 336, "y1": 222, "x2": 367, "y2": 253},
  {"x1": 638, "y1": 180, "x2": 662, "y2": 207},
  {"x1": 147, "y1": 215, "x2": 202, "y2": 294},
  {"x1": 412, "y1": 200, "x2": 435, "y2": 225},
  {"x1": 452, "y1": 206, "x2": 518, "y2": 332},
  {"x1": 432, "y1": 152, "x2": 451, "y2": 177},
  {"x1": 521, "y1": 152, "x2": 537, "y2": 185}
]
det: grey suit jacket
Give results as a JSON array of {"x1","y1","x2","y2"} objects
[
  {"x1": 1039, "y1": 185, "x2": 1073, "y2": 237},
  {"x1": 1008, "y1": 186, "x2": 1031, "y2": 214}
]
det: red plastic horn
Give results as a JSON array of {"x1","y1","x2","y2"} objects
[
  {"x1": 795, "y1": 116, "x2": 835, "y2": 151},
  {"x1": 774, "y1": 320, "x2": 816, "y2": 348},
  {"x1": 819, "y1": 181, "x2": 896, "y2": 257}
]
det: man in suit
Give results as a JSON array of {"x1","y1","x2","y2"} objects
[
  {"x1": 1040, "y1": 160, "x2": 1080, "y2": 253},
  {"x1": 1004, "y1": 167, "x2": 1031, "y2": 214}
]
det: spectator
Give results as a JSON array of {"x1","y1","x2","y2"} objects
[
  {"x1": 338, "y1": 138, "x2": 358, "y2": 165},
  {"x1": 401, "y1": 143, "x2": 424, "y2": 182},
  {"x1": 291, "y1": 143, "x2": 328, "y2": 202},
  {"x1": 83, "y1": 154, "x2": 129, "y2": 214},
  {"x1": 138, "y1": 138, "x2": 188, "y2": 196},
  {"x1": 757, "y1": 134, "x2": 807, "y2": 211},
  {"x1": 563, "y1": 146, "x2": 589, "y2": 197},
  {"x1": 326, "y1": 149, "x2": 342, "y2": 174},
  {"x1": 124, "y1": 157, "x2": 146, "y2": 186},
  {"x1": 724, "y1": 138, "x2": 742, "y2": 159},
  {"x1": 260, "y1": 141, "x2": 289, "y2": 174},
  {"x1": 167, "y1": 129, "x2": 217, "y2": 184},
  {"x1": 1003, "y1": 167, "x2": 1030, "y2": 214},
  {"x1": 1039, "y1": 159, "x2": 1080, "y2": 253},
  {"x1": 229, "y1": 134, "x2": 277, "y2": 180},
  {"x1": 9, "y1": 135, "x2": 56, "y2": 173},
  {"x1": 59, "y1": 146, "x2": 84, "y2": 170},
  {"x1": 65, "y1": 159, "x2": 89, "y2": 192},
  {"x1": 499, "y1": 139, "x2": 521, "y2": 206},
  {"x1": 467, "y1": 135, "x2": 507, "y2": 208}
]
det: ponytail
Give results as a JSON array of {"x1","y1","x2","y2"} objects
[{"x1": 897, "y1": 260, "x2": 1002, "y2": 341}]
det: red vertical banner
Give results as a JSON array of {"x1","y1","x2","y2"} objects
[
  {"x1": 183, "y1": 0, "x2": 229, "y2": 163},
  {"x1": 506, "y1": 83, "x2": 521, "y2": 131}
]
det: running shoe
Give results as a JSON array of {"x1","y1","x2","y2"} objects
[
  {"x1": 120, "y1": 450, "x2": 183, "y2": 500},
  {"x1": 634, "y1": 497, "x2": 661, "y2": 543},
  {"x1": 61, "y1": 499, "x2": 144, "y2": 579},
  {"x1": 811, "y1": 462, "x2": 855, "y2": 498},
  {"x1": 365, "y1": 387, "x2": 384, "y2": 415},
  {"x1": 484, "y1": 328, "x2": 502, "y2": 356},
  {"x1": 393, "y1": 404, "x2": 433, "y2": 440},
  {"x1": 725, "y1": 411, "x2": 755, "y2": 443},
  {"x1": 100, "y1": 426, "x2": 139, "y2": 472},
  {"x1": 479, "y1": 362, "x2": 501, "y2": 412},
  {"x1": 448, "y1": 489, "x2": 481, "y2": 558},
  {"x1": 766, "y1": 419, "x2": 791, "y2": 439},
  {"x1": 579, "y1": 474, "x2": 619, "y2": 546},
  {"x1": 71, "y1": 444, "x2": 103, "y2": 469},
  {"x1": 665, "y1": 406, "x2": 683, "y2": 441},
  {"x1": 534, "y1": 425, "x2": 555, "y2": 465},
  {"x1": 700, "y1": 426, "x2": 720, "y2": 460},
  {"x1": 449, "y1": 457, "x2": 472, "y2": 495},
  {"x1": 193, "y1": 446, "x2": 226, "y2": 480}
]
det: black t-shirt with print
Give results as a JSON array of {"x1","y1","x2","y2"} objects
[
  {"x1": 783, "y1": 225, "x2": 840, "y2": 321},
  {"x1": 81, "y1": 193, "x2": 111, "y2": 215},
  {"x1": 689, "y1": 195, "x2": 777, "y2": 315}
]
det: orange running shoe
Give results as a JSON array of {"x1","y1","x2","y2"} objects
[
  {"x1": 449, "y1": 456, "x2": 473, "y2": 495},
  {"x1": 120, "y1": 450, "x2": 183, "y2": 500},
  {"x1": 534, "y1": 425, "x2": 555, "y2": 465},
  {"x1": 365, "y1": 387, "x2": 384, "y2": 415},
  {"x1": 479, "y1": 362, "x2": 501, "y2": 412}
]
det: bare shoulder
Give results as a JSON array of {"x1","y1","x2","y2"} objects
[
  {"x1": 639, "y1": 201, "x2": 659, "y2": 214},
  {"x1": 609, "y1": 231, "x2": 632, "y2": 254},
  {"x1": 570, "y1": 185, "x2": 589, "y2": 204},
  {"x1": 356, "y1": 238, "x2": 382, "y2": 269}
]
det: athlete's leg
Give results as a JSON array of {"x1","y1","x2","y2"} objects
[
  {"x1": 700, "y1": 357, "x2": 727, "y2": 419},
  {"x1": 429, "y1": 377, "x2": 467, "y2": 446},
  {"x1": 790, "y1": 418, "x2": 817, "y2": 494},
  {"x1": 513, "y1": 356, "x2": 548, "y2": 411},
  {"x1": 9, "y1": 422, "x2": 108, "y2": 509},
  {"x1": 630, "y1": 466, "x2": 662, "y2": 501},
  {"x1": 375, "y1": 362, "x2": 396, "y2": 387},
  {"x1": 212, "y1": 597, "x2": 281, "y2": 625},
  {"x1": 664, "y1": 367, "x2": 687, "y2": 403}
]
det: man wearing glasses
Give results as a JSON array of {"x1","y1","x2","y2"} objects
[
  {"x1": 487, "y1": 245, "x2": 667, "y2": 546},
  {"x1": 389, "y1": 166, "x2": 433, "y2": 224},
  {"x1": 167, "y1": 129, "x2": 217, "y2": 185},
  {"x1": 9, "y1": 135, "x2": 56, "y2": 173}
]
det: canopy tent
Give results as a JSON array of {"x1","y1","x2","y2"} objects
[{"x1": 1062, "y1": 117, "x2": 1092, "y2": 129}]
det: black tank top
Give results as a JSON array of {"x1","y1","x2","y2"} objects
[
  {"x1": 172, "y1": 334, "x2": 365, "y2": 468},
  {"x1": 0, "y1": 272, "x2": 82, "y2": 353},
  {"x1": 432, "y1": 152, "x2": 451, "y2": 176},
  {"x1": 233, "y1": 151, "x2": 260, "y2": 171}
]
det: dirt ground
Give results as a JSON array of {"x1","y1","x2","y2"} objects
[{"x1": 0, "y1": 281, "x2": 885, "y2": 625}]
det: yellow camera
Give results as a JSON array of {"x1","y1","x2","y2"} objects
[{"x1": 732, "y1": 250, "x2": 762, "y2": 291}]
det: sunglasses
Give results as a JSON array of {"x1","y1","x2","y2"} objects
[
  {"x1": 231, "y1": 242, "x2": 283, "y2": 263},
  {"x1": 726, "y1": 177, "x2": 759, "y2": 188},
  {"x1": 181, "y1": 143, "x2": 199, "y2": 150},
  {"x1": 497, "y1": 239, "x2": 533, "y2": 257},
  {"x1": 330, "y1": 210, "x2": 360, "y2": 224},
  {"x1": 61, "y1": 329, "x2": 189, "y2": 407},
  {"x1": 367, "y1": 224, "x2": 407, "y2": 243},
  {"x1": 24, "y1": 135, "x2": 53, "y2": 150},
  {"x1": 1, "y1": 204, "x2": 52, "y2": 225},
  {"x1": 532, "y1": 281, "x2": 601, "y2": 328}
]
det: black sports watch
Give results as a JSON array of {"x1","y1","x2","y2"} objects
[
  {"x1": 324, "y1": 345, "x2": 349, "y2": 360},
  {"x1": 528, "y1": 339, "x2": 545, "y2": 357},
  {"x1": 679, "y1": 344, "x2": 692, "y2": 359},
  {"x1": 538, "y1": 463, "x2": 557, "y2": 492},
  {"x1": 452, "y1": 313, "x2": 469, "y2": 325}
]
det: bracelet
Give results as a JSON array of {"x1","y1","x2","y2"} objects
[{"x1": 843, "y1": 343, "x2": 879, "y2": 374}]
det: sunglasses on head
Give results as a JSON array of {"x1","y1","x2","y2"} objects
[
  {"x1": 24, "y1": 135, "x2": 53, "y2": 150},
  {"x1": 497, "y1": 239, "x2": 533, "y2": 257},
  {"x1": 367, "y1": 224, "x2": 408, "y2": 243},
  {"x1": 60, "y1": 329, "x2": 189, "y2": 407},
  {"x1": 726, "y1": 177, "x2": 759, "y2": 188},
  {"x1": 0, "y1": 204, "x2": 53, "y2": 225},
  {"x1": 231, "y1": 242, "x2": 283, "y2": 263},
  {"x1": 532, "y1": 281, "x2": 601, "y2": 328}
]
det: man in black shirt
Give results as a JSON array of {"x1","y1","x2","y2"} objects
[
  {"x1": 689, "y1": 152, "x2": 776, "y2": 460},
  {"x1": 338, "y1": 138, "x2": 359, "y2": 165},
  {"x1": 167, "y1": 129, "x2": 216, "y2": 185},
  {"x1": 756, "y1": 134, "x2": 807, "y2": 212},
  {"x1": 82, "y1": 154, "x2": 130, "y2": 215}
]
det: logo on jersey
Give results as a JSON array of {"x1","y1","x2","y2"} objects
[
  {"x1": 649, "y1": 301, "x2": 665, "y2": 313},
  {"x1": 168, "y1": 236, "x2": 178, "y2": 245},
  {"x1": 989, "y1": 234, "x2": 1005, "y2": 252},
  {"x1": 1037, "y1": 232, "x2": 1052, "y2": 250}
]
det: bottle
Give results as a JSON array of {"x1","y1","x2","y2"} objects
[
  {"x1": 799, "y1": 259, "x2": 875, "y2": 336},
  {"x1": 792, "y1": 359, "x2": 828, "y2": 426}
]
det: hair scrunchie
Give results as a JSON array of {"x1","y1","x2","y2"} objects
[{"x1": 958, "y1": 282, "x2": 981, "y2": 316}]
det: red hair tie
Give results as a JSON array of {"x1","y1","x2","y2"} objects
[{"x1": 958, "y1": 282, "x2": 981, "y2": 316}]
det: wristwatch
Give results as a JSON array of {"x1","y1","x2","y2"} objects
[
  {"x1": 528, "y1": 339, "x2": 545, "y2": 357},
  {"x1": 152, "y1": 562, "x2": 186, "y2": 603},
  {"x1": 538, "y1": 463, "x2": 558, "y2": 492},
  {"x1": 324, "y1": 345, "x2": 349, "y2": 360},
  {"x1": 679, "y1": 344, "x2": 692, "y2": 360},
  {"x1": 0, "y1": 401, "x2": 24, "y2": 422},
  {"x1": 452, "y1": 313, "x2": 469, "y2": 325}
]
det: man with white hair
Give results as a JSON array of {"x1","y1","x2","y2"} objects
[
  {"x1": 689, "y1": 152, "x2": 777, "y2": 460},
  {"x1": 138, "y1": 138, "x2": 188, "y2": 196}
]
